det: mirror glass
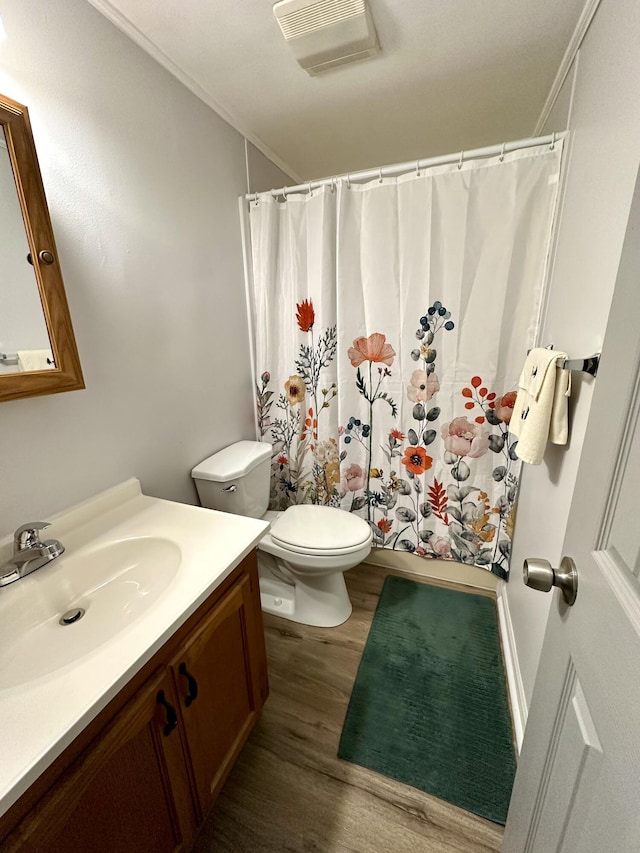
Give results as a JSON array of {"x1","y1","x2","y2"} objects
[
  {"x1": 0, "y1": 93, "x2": 83, "y2": 402},
  {"x1": 0, "y1": 126, "x2": 54, "y2": 374}
]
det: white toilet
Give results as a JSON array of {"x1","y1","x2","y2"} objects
[{"x1": 191, "y1": 441, "x2": 372, "y2": 627}]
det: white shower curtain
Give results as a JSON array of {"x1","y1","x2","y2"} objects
[{"x1": 249, "y1": 144, "x2": 562, "y2": 579}]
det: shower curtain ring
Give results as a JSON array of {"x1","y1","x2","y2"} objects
[
  {"x1": 379, "y1": 167, "x2": 383, "y2": 183},
  {"x1": 253, "y1": 192, "x2": 259, "y2": 205},
  {"x1": 458, "y1": 151, "x2": 464, "y2": 170},
  {"x1": 499, "y1": 143, "x2": 506, "y2": 162},
  {"x1": 550, "y1": 132, "x2": 556, "y2": 150},
  {"x1": 308, "y1": 182, "x2": 313, "y2": 197},
  {"x1": 282, "y1": 186, "x2": 288, "y2": 200},
  {"x1": 346, "y1": 174, "x2": 351, "y2": 189},
  {"x1": 416, "y1": 160, "x2": 421, "y2": 177}
]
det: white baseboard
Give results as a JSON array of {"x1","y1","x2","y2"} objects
[
  {"x1": 363, "y1": 549, "x2": 499, "y2": 592},
  {"x1": 496, "y1": 582, "x2": 528, "y2": 753}
]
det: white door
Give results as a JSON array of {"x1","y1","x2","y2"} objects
[{"x1": 502, "y1": 169, "x2": 640, "y2": 853}]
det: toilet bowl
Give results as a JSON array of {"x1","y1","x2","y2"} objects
[{"x1": 191, "y1": 441, "x2": 372, "y2": 627}]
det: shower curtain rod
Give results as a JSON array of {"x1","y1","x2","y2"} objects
[{"x1": 246, "y1": 132, "x2": 566, "y2": 201}]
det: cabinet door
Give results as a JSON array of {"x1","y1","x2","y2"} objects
[
  {"x1": 7, "y1": 669, "x2": 196, "y2": 853},
  {"x1": 171, "y1": 570, "x2": 266, "y2": 817}
]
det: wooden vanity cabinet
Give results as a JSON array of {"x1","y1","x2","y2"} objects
[
  {"x1": 0, "y1": 552, "x2": 268, "y2": 853},
  {"x1": 170, "y1": 570, "x2": 264, "y2": 818},
  {"x1": 5, "y1": 669, "x2": 197, "y2": 853}
]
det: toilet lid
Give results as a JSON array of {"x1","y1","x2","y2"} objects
[{"x1": 270, "y1": 505, "x2": 372, "y2": 554}]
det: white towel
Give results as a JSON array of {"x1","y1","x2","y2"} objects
[
  {"x1": 510, "y1": 348, "x2": 571, "y2": 465},
  {"x1": 17, "y1": 349, "x2": 54, "y2": 372}
]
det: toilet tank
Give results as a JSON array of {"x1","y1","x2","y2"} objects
[{"x1": 191, "y1": 440, "x2": 272, "y2": 519}]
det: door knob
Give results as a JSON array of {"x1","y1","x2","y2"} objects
[{"x1": 523, "y1": 556, "x2": 578, "y2": 606}]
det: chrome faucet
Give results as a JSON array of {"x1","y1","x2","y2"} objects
[{"x1": 0, "y1": 522, "x2": 65, "y2": 587}]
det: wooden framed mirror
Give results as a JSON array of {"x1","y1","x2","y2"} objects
[{"x1": 0, "y1": 94, "x2": 83, "y2": 402}]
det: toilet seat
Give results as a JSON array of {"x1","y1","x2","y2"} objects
[{"x1": 270, "y1": 505, "x2": 372, "y2": 557}]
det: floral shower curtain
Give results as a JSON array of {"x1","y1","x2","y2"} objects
[{"x1": 248, "y1": 144, "x2": 562, "y2": 580}]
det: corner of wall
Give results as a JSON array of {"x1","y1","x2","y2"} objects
[{"x1": 533, "y1": 0, "x2": 602, "y2": 135}]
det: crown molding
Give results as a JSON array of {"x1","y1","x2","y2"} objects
[
  {"x1": 534, "y1": 0, "x2": 602, "y2": 135},
  {"x1": 86, "y1": 0, "x2": 302, "y2": 183}
]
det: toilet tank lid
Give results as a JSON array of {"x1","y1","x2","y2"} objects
[{"x1": 191, "y1": 441, "x2": 272, "y2": 482}]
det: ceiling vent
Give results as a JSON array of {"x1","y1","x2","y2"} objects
[{"x1": 273, "y1": 0, "x2": 380, "y2": 76}]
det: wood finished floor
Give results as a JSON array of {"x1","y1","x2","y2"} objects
[{"x1": 194, "y1": 563, "x2": 505, "y2": 853}]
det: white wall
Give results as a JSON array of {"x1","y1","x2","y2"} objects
[
  {"x1": 246, "y1": 141, "x2": 294, "y2": 194},
  {"x1": 504, "y1": 0, "x2": 640, "y2": 715},
  {"x1": 0, "y1": 0, "x2": 262, "y2": 534}
]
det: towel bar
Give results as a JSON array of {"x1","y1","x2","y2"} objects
[
  {"x1": 561, "y1": 354, "x2": 600, "y2": 377},
  {"x1": 0, "y1": 353, "x2": 19, "y2": 365},
  {"x1": 529, "y1": 347, "x2": 601, "y2": 377}
]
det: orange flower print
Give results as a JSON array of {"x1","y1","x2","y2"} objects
[
  {"x1": 348, "y1": 333, "x2": 396, "y2": 368},
  {"x1": 303, "y1": 407, "x2": 318, "y2": 441},
  {"x1": 401, "y1": 446, "x2": 433, "y2": 475},
  {"x1": 296, "y1": 299, "x2": 315, "y2": 332},
  {"x1": 390, "y1": 428, "x2": 405, "y2": 441},
  {"x1": 284, "y1": 375, "x2": 305, "y2": 406},
  {"x1": 495, "y1": 390, "x2": 517, "y2": 424},
  {"x1": 377, "y1": 518, "x2": 393, "y2": 534}
]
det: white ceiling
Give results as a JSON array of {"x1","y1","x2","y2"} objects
[{"x1": 88, "y1": 0, "x2": 586, "y2": 182}]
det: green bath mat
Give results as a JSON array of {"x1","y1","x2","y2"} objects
[{"x1": 338, "y1": 576, "x2": 516, "y2": 824}]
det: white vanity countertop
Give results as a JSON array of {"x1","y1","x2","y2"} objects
[{"x1": 0, "y1": 479, "x2": 269, "y2": 819}]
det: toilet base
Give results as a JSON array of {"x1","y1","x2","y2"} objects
[{"x1": 258, "y1": 554, "x2": 352, "y2": 628}]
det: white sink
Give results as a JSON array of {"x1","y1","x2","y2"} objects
[
  {"x1": 0, "y1": 478, "x2": 269, "y2": 819},
  {"x1": 0, "y1": 537, "x2": 181, "y2": 687}
]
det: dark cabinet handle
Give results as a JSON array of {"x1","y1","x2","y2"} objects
[
  {"x1": 157, "y1": 689, "x2": 178, "y2": 736},
  {"x1": 178, "y1": 662, "x2": 199, "y2": 707}
]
